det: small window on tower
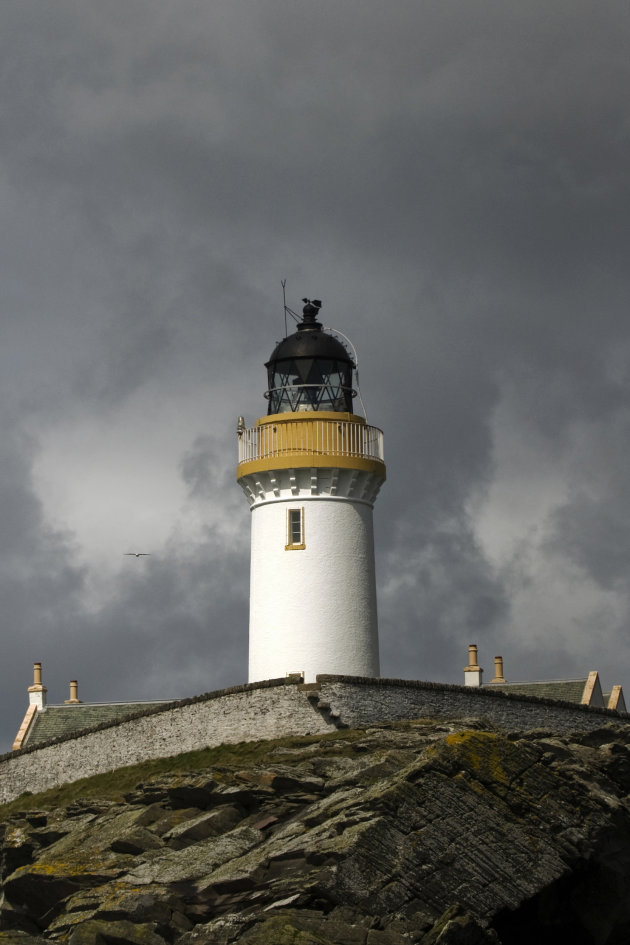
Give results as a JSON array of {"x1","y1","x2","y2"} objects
[{"x1": 285, "y1": 508, "x2": 305, "y2": 550}]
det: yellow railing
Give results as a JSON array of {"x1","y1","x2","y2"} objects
[{"x1": 237, "y1": 417, "x2": 384, "y2": 465}]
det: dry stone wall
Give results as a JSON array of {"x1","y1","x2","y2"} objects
[{"x1": 0, "y1": 675, "x2": 627, "y2": 805}]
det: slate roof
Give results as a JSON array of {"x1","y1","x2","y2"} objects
[
  {"x1": 484, "y1": 679, "x2": 588, "y2": 703},
  {"x1": 24, "y1": 702, "x2": 170, "y2": 749}
]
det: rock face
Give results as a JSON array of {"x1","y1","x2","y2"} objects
[{"x1": 2, "y1": 718, "x2": 630, "y2": 944}]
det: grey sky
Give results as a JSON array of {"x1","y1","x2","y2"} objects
[{"x1": 1, "y1": 1, "x2": 630, "y2": 751}]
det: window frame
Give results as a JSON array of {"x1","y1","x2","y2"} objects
[{"x1": 285, "y1": 507, "x2": 306, "y2": 550}]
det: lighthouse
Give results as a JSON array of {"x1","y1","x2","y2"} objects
[{"x1": 237, "y1": 298, "x2": 386, "y2": 683}]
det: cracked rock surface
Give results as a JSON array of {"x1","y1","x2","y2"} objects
[{"x1": 2, "y1": 719, "x2": 630, "y2": 944}]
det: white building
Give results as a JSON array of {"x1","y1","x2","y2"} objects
[{"x1": 237, "y1": 298, "x2": 386, "y2": 683}]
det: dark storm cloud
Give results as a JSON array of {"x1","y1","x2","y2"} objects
[
  {"x1": 82, "y1": 540, "x2": 249, "y2": 706},
  {"x1": 1, "y1": 0, "x2": 630, "y2": 748},
  {"x1": 545, "y1": 412, "x2": 630, "y2": 593},
  {"x1": 378, "y1": 511, "x2": 510, "y2": 682},
  {"x1": 180, "y1": 435, "x2": 234, "y2": 500},
  {"x1": 76, "y1": 435, "x2": 250, "y2": 706},
  {"x1": 0, "y1": 432, "x2": 249, "y2": 751},
  {"x1": 0, "y1": 428, "x2": 84, "y2": 611},
  {"x1": 0, "y1": 423, "x2": 88, "y2": 749},
  {"x1": 549, "y1": 493, "x2": 630, "y2": 592}
]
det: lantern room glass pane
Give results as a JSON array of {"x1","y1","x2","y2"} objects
[{"x1": 267, "y1": 358, "x2": 353, "y2": 414}]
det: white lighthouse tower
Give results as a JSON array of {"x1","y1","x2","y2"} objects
[{"x1": 237, "y1": 298, "x2": 386, "y2": 683}]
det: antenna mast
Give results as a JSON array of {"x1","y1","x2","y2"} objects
[
  {"x1": 281, "y1": 279, "x2": 288, "y2": 337},
  {"x1": 280, "y1": 279, "x2": 301, "y2": 332}
]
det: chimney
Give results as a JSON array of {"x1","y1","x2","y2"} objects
[
  {"x1": 64, "y1": 680, "x2": 81, "y2": 704},
  {"x1": 491, "y1": 655, "x2": 506, "y2": 684},
  {"x1": 464, "y1": 644, "x2": 483, "y2": 687},
  {"x1": 28, "y1": 661, "x2": 48, "y2": 709}
]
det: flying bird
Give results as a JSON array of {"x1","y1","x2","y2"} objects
[{"x1": 124, "y1": 553, "x2": 151, "y2": 558}]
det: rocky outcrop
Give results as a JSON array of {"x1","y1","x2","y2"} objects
[{"x1": 2, "y1": 718, "x2": 630, "y2": 943}]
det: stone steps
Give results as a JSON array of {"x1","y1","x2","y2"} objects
[{"x1": 303, "y1": 689, "x2": 348, "y2": 729}]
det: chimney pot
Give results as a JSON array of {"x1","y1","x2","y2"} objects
[
  {"x1": 464, "y1": 644, "x2": 483, "y2": 687},
  {"x1": 65, "y1": 680, "x2": 81, "y2": 705},
  {"x1": 492, "y1": 655, "x2": 506, "y2": 684},
  {"x1": 28, "y1": 662, "x2": 47, "y2": 709}
]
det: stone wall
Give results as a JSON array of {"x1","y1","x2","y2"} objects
[
  {"x1": 0, "y1": 680, "x2": 335, "y2": 805},
  {"x1": 317, "y1": 676, "x2": 628, "y2": 733},
  {"x1": 0, "y1": 675, "x2": 627, "y2": 806}
]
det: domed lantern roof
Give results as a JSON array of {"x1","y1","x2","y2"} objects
[{"x1": 265, "y1": 299, "x2": 356, "y2": 414}]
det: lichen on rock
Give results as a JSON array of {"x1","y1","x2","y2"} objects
[{"x1": 2, "y1": 720, "x2": 630, "y2": 943}]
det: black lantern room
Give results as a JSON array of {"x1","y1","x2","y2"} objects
[{"x1": 265, "y1": 300, "x2": 356, "y2": 414}]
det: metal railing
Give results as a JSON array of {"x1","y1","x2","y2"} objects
[{"x1": 237, "y1": 418, "x2": 384, "y2": 465}]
